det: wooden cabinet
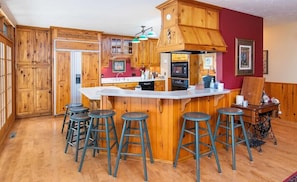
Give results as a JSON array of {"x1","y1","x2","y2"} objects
[
  {"x1": 101, "y1": 34, "x2": 133, "y2": 67},
  {"x1": 154, "y1": 80, "x2": 165, "y2": 91},
  {"x1": 102, "y1": 82, "x2": 138, "y2": 90},
  {"x1": 131, "y1": 39, "x2": 159, "y2": 67},
  {"x1": 15, "y1": 26, "x2": 52, "y2": 118}
]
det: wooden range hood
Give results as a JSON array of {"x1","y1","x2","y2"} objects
[{"x1": 156, "y1": 0, "x2": 227, "y2": 53}]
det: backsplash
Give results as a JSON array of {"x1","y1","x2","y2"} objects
[
  {"x1": 101, "y1": 58, "x2": 160, "y2": 78},
  {"x1": 101, "y1": 59, "x2": 140, "y2": 78}
]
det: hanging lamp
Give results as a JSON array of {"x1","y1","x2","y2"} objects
[{"x1": 132, "y1": 25, "x2": 157, "y2": 43}]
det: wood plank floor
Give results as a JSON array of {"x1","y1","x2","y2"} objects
[{"x1": 0, "y1": 116, "x2": 296, "y2": 182}]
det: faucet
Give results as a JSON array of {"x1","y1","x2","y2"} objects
[
  {"x1": 116, "y1": 72, "x2": 124, "y2": 81},
  {"x1": 116, "y1": 72, "x2": 124, "y2": 78}
]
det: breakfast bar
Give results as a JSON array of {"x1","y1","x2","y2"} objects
[{"x1": 81, "y1": 87, "x2": 230, "y2": 162}]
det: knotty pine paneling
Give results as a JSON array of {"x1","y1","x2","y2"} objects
[{"x1": 264, "y1": 82, "x2": 297, "y2": 122}]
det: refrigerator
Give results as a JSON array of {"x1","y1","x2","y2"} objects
[{"x1": 160, "y1": 53, "x2": 171, "y2": 91}]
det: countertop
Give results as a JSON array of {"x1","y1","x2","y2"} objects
[
  {"x1": 101, "y1": 77, "x2": 165, "y2": 84},
  {"x1": 80, "y1": 86, "x2": 230, "y2": 100}
]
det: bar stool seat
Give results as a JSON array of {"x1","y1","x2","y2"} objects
[
  {"x1": 65, "y1": 112, "x2": 90, "y2": 162},
  {"x1": 213, "y1": 107, "x2": 253, "y2": 170},
  {"x1": 174, "y1": 112, "x2": 221, "y2": 182},
  {"x1": 61, "y1": 103, "x2": 83, "y2": 133},
  {"x1": 113, "y1": 112, "x2": 154, "y2": 181},
  {"x1": 79, "y1": 110, "x2": 119, "y2": 175}
]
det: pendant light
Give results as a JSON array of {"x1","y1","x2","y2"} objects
[{"x1": 132, "y1": 25, "x2": 157, "y2": 43}]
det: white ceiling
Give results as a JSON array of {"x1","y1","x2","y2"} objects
[{"x1": 1, "y1": 0, "x2": 297, "y2": 37}]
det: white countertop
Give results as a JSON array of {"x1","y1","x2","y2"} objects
[
  {"x1": 101, "y1": 77, "x2": 165, "y2": 84},
  {"x1": 80, "y1": 86, "x2": 230, "y2": 100}
]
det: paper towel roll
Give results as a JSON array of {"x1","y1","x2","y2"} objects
[{"x1": 236, "y1": 95, "x2": 244, "y2": 105}]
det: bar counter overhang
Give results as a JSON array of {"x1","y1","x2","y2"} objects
[{"x1": 81, "y1": 87, "x2": 231, "y2": 162}]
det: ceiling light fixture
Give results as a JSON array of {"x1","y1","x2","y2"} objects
[{"x1": 132, "y1": 25, "x2": 157, "y2": 43}]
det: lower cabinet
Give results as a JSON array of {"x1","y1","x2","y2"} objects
[
  {"x1": 154, "y1": 80, "x2": 165, "y2": 91},
  {"x1": 16, "y1": 65, "x2": 52, "y2": 117},
  {"x1": 102, "y1": 82, "x2": 138, "y2": 90}
]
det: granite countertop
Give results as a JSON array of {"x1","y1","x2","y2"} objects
[
  {"x1": 101, "y1": 77, "x2": 165, "y2": 84},
  {"x1": 80, "y1": 86, "x2": 230, "y2": 100}
]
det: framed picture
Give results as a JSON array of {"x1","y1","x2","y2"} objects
[
  {"x1": 235, "y1": 38, "x2": 255, "y2": 76},
  {"x1": 112, "y1": 60, "x2": 126, "y2": 73},
  {"x1": 263, "y1": 50, "x2": 268, "y2": 74},
  {"x1": 203, "y1": 55, "x2": 213, "y2": 69}
]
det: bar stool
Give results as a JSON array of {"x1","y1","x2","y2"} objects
[
  {"x1": 65, "y1": 106, "x2": 89, "y2": 139},
  {"x1": 113, "y1": 112, "x2": 154, "y2": 181},
  {"x1": 213, "y1": 107, "x2": 253, "y2": 170},
  {"x1": 61, "y1": 103, "x2": 83, "y2": 133},
  {"x1": 79, "y1": 110, "x2": 119, "y2": 175},
  {"x1": 174, "y1": 112, "x2": 221, "y2": 182},
  {"x1": 65, "y1": 112, "x2": 90, "y2": 162}
]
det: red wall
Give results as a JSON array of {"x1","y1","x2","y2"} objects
[
  {"x1": 218, "y1": 9, "x2": 263, "y2": 89},
  {"x1": 101, "y1": 58, "x2": 142, "y2": 78}
]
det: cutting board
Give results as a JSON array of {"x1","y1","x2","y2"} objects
[{"x1": 240, "y1": 76, "x2": 265, "y2": 105}]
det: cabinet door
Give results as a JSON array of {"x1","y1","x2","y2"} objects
[
  {"x1": 154, "y1": 80, "x2": 165, "y2": 91},
  {"x1": 82, "y1": 52, "x2": 100, "y2": 107},
  {"x1": 138, "y1": 41, "x2": 149, "y2": 66},
  {"x1": 16, "y1": 29, "x2": 34, "y2": 65},
  {"x1": 55, "y1": 51, "x2": 71, "y2": 114},
  {"x1": 34, "y1": 29, "x2": 51, "y2": 65},
  {"x1": 34, "y1": 66, "x2": 52, "y2": 114},
  {"x1": 16, "y1": 66, "x2": 34, "y2": 116},
  {"x1": 101, "y1": 36, "x2": 111, "y2": 67},
  {"x1": 149, "y1": 39, "x2": 159, "y2": 66}
]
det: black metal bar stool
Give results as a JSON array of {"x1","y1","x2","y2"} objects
[
  {"x1": 174, "y1": 112, "x2": 221, "y2": 182},
  {"x1": 61, "y1": 103, "x2": 83, "y2": 133},
  {"x1": 113, "y1": 112, "x2": 154, "y2": 181},
  {"x1": 65, "y1": 112, "x2": 90, "y2": 162},
  {"x1": 213, "y1": 107, "x2": 253, "y2": 170},
  {"x1": 79, "y1": 110, "x2": 119, "y2": 175}
]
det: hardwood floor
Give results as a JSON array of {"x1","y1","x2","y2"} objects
[{"x1": 0, "y1": 116, "x2": 296, "y2": 182}]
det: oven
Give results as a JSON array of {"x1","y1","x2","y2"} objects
[
  {"x1": 171, "y1": 62, "x2": 188, "y2": 78},
  {"x1": 171, "y1": 78, "x2": 188, "y2": 90}
]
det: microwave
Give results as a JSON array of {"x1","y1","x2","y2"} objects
[{"x1": 171, "y1": 62, "x2": 188, "y2": 78}]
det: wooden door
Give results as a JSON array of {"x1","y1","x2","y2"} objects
[
  {"x1": 81, "y1": 52, "x2": 100, "y2": 107},
  {"x1": 55, "y1": 51, "x2": 71, "y2": 114}
]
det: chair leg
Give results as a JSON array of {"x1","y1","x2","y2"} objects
[
  {"x1": 240, "y1": 116, "x2": 253, "y2": 161},
  {"x1": 231, "y1": 116, "x2": 236, "y2": 170},
  {"x1": 78, "y1": 118, "x2": 93, "y2": 172},
  {"x1": 206, "y1": 120, "x2": 222, "y2": 173},
  {"x1": 139, "y1": 120, "x2": 148, "y2": 181},
  {"x1": 143, "y1": 120, "x2": 154, "y2": 163},
  {"x1": 65, "y1": 120, "x2": 74, "y2": 153},
  {"x1": 61, "y1": 107, "x2": 69, "y2": 133},
  {"x1": 173, "y1": 119, "x2": 187, "y2": 167},
  {"x1": 114, "y1": 120, "x2": 128, "y2": 177},
  {"x1": 104, "y1": 117, "x2": 112, "y2": 175},
  {"x1": 195, "y1": 121, "x2": 200, "y2": 182}
]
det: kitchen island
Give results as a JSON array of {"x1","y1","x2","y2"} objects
[{"x1": 81, "y1": 87, "x2": 231, "y2": 162}]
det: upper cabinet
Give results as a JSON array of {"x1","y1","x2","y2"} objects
[
  {"x1": 16, "y1": 26, "x2": 51, "y2": 66},
  {"x1": 131, "y1": 38, "x2": 159, "y2": 67},
  {"x1": 101, "y1": 34, "x2": 133, "y2": 67}
]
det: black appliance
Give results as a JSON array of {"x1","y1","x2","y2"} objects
[
  {"x1": 171, "y1": 78, "x2": 188, "y2": 90},
  {"x1": 139, "y1": 81, "x2": 154, "y2": 91},
  {"x1": 171, "y1": 62, "x2": 188, "y2": 78}
]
